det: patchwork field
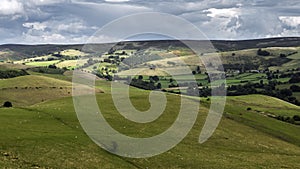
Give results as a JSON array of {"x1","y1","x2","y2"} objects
[{"x1": 25, "y1": 60, "x2": 60, "y2": 67}]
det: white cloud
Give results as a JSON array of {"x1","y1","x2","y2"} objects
[
  {"x1": 57, "y1": 21, "x2": 98, "y2": 33},
  {"x1": 0, "y1": 0, "x2": 24, "y2": 15},
  {"x1": 204, "y1": 7, "x2": 241, "y2": 18},
  {"x1": 21, "y1": 18, "x2": 100, "y2": 44},
  {"x1": 279, "y1": 16, "x2": 300, "y2": 27},
  {"x1": 198, "y1": 7, "x2": 242, "y2": 39},
  {"x1": 22, "y1": 32, "x2": 66, "y2": 44},
  {"x1": 88, "y1": 34, "x2": 121, "y2": 43},
  {"x1": 104, "y1": 0, "x2": 130, "y2": 2},
  {"x1": 23, "y1": 22, "x2": 47, "y2": 31},
  {"x1": 23, "y1": 19, "x2": 98, "y2": 33},
  {"x1": 24, "y1": 0, "x2": 70, "y2": 6}
]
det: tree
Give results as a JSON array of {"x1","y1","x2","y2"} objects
[
  {"x1": 279, "y1": 89, "x2": 293, "y2": 97},
  {"x1": 108, "y1": 48, "x2": 115, "y2": 55},
  {"x1": 280, "y1": 53, "x2": 286, "y2": 58},
  {"x1": 3, "y1": 101, "x2": 12, "y2": 108},
  {"x1": 293, "y1": 115, "x2": 300, "y2": 121},
  {"x1": 290, "y1": 85, "x2": 300, "y2": 92},
  {"x1": 152, "y1": 75, "x2": 159, "y2": 82},
  {"x1": 289, "y1": 76, "x2": 300, "y2": 83},
  {"x1": 257, "y1": 49, "x2": 270, "y2": 56},
  {"x1": 48, "y1": 65, "x2": 57, "y2": 69},
  {"x1": 157, "y1": 83, "x2": 162, "y2": 89},
  {"x1": 196, "y1": 66, "x2": 201, "y2": 74},
  {"x1": 260, "y1": 79, "x2": 264, "y2": 85},
  {"x1": 138, "y1": 75, "x2": 143, "y2": 80}
]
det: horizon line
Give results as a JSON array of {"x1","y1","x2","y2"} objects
[{"x1": 0, "y1": 36, "x2": 299, "y2": 46}]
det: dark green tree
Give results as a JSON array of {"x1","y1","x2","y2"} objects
[
  {"x1": 157, "y1": 83, "x2": 162, "y2": 89},
  {"x1": 3, "y1": 101, "x2": 12, "y2": 108}
]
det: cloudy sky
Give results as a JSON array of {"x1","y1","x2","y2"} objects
[{"x1": 0, "y1": 0, "x2": 299, "y2": 44}]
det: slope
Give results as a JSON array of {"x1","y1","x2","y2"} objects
[
  {"x1": 0, "y1": 86, "x2": 299, "y2": 168},
  {"x1": 0, "y1": 75, "x2": 102, "y2": 107}
]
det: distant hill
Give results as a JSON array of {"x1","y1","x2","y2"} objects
[
  {"x1": 0, "y1": 44, "x2": 83, "y2": 60},
  {"x1": 1, "y1": 37, "x2": 300, "y2": 60}
]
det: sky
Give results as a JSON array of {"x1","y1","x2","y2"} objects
[{"x1": 0, "y1": 0, "x2": 299, "y2": 44}]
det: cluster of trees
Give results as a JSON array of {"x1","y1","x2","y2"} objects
[
  {"x1": 29, "y1": 65, "x2": 67, "y2": 74},
  {"x1": 78, "y1": 58, "x2": 102, "y2": 69},
  {"x1": 227, "y1": 80, "x2": 300, "y2": 106},
  {"x1": 129, "y1": 75, "x2": 161, "y2": 90},
  {"x1": 290, "y1": 85, "x2": 300, "y2": 92},
  {"x1": 104, "y1": 56, "x2": 122, "y2": 64},
  {"x1": 275, "y1": 115, "x2": 300, "y2": 125},
  {"x1": 0, "y1": 69, "x2": 28, "y2": 79},
  {"x1": 122, "y1": 54, "x2": 161, "y2": 67},
  {"x1": 225, "y1": 68, "x2": 300, "y2": 106},
  {"x1": 94, "y1": 72, "x2": 113, "y2": 81},
  {"x1": 51, "y1": 52, "x2": 80, "y2": 60},
  {"x1": 28, "y1": 57, "x2": 57, "y2": 62},
  {"x1": 289, "y1": 75, "x2": 300, "y2": 83},
  {"x1": 168, "y1": 81, "x2": 204, "y2": 88},
  {"x1": 222, "y1": 63, "x2": 259, "y2": 72},
  {"x1": 93, "y1": 67, "x2": 117, "y2": 81},
  {"x1": 198, "y1": 87, "x2": 212, "y2": 97},
  {"x1": 257, "y1": 49, "x2": 270, "y2": 56}
]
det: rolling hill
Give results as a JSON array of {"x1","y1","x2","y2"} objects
[
  {"x1": 0, "y1": 84, "x2": 299, "y2": 168},
  {"x1": 0, "y1": 38, "x2": 300, "y2": 168},
  {"x1": 0, "y1": 75, "x2": 102, "y2": 107},
  {"x1": 1, "y1": 37, "x2": 300, "y2": 61}
]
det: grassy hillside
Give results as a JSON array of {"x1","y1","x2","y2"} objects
[
  {"x1": 0, "y1": 79, "x2": 299, "y2": 168},
  {"x1": 224, "y1": 95, "x2": 300, "y2": 146},
  {"x1": 0, "y1": 44, "x2": 83, "y2": 60},
  {"x1": 0, "y1": 75, "x2": 102, "y2": 107},
  {"x1": 0, "y1": 63, "x2": 31, "y2": 70}
]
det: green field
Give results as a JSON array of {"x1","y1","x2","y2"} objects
[
  {"x1": 1, "y1": 75, "x2": 300, "y2": 168},
  {"x1": 25, "y1": 60, "x2": 60, "y2": 67},
  {"x1": 55, "y1": 59, "x2": 89, "y2": 70},
  {"x1": 0, "y1": 75, "x2": 102, "y2": 107}
]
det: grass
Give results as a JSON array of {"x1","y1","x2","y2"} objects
[
  {"x1": 117, "y1": 68, "x2": 170, "y2": 76},
  {"x1": 28, "y1": 71, "x2": 73, "y2": 82},
  {"x1": 0, "y1": 75, "x2": 102, "y2": 106},
  {"x1": 0, "y1": 75, "x2": 72, "y2": 106},
  {"x1": 0, "y1": 76, "x2": 300, "y2": 168},
  {"x1": 293, "y1": 92, "x2": 300, "y2": 102},
  {"x1": 0, "y1": 94, "x2": 299, "y2": 168},
  {"x1": 25, "y1": 60, "x2": 60, "y2": 67},
  {"x1": 225, "y1": 95, "x2": 300, "y2": 117},
  {"x1": 55, "y1": 59, "x2": 88, "y2": 70},
  {"x1": 0, "y1": 63, "x2": 32, "y2": 70},
  {"x1": 0, "y1": 75, "x2": 71, "y2": 88},
  {"x1": 60, "y1": 49, "x2": 87, "y2": 57},
  {"x1": 1, "y1": 45, "x2": 300, "y2": 168},
  {"x1": 14, "y1": 55, "x2": 59, "y2": 63}
]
